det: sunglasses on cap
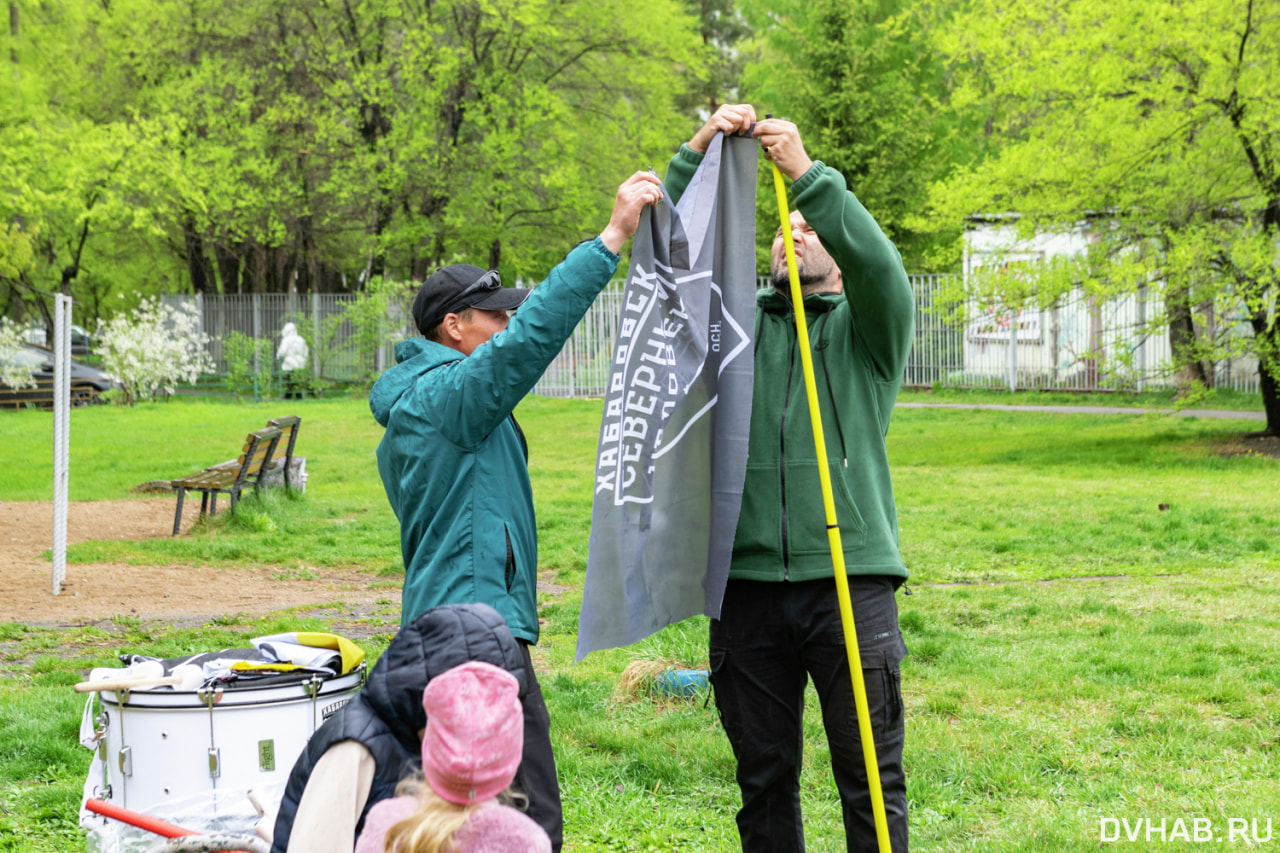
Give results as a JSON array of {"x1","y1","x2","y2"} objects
[{"x1": 441, "y1": 269, "x2": 503, "y2": 317}]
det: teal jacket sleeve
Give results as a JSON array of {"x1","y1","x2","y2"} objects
[
  {"x1": 420, "y1": 237, "x2": 619, "y2": 448},
  {"x1": 793, "y1": 162, "x2": 914, "y2": 381}
]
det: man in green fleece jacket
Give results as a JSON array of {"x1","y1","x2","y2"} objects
[
  {"x1": 665, "y1": 105, "x2": 914, "y2": 852},
  {"x1": 368, "y1": 171, "x2": 663, "y2": 852}
]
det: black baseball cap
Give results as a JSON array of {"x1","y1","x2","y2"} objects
[{"x1": 413, "y1": 265, "x2": 532, "y2": 335}]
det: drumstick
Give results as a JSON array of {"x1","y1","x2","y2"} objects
[
  {"x1": 83, "y1": 798, "x2": 193, "y2": 838},
  {"x1": 83, "y1": 799, "x2": 263, "y2": 852},
  {"x1": 75, "y1": 663, "x2": 205, "y2": 693},
  {"x1": 73, "y1": 675, "x2": 183, "y2": 693}
]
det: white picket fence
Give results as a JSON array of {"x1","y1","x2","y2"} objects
[{"x1": 165, "y1": 276, "x2": 1262, "y2": 396}]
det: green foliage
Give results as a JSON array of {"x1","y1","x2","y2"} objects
[
  {"x1": 2, "y1": 0, "x2": 708, "y2": 315},
  {"x1": 673, "y1": 0, "x2": 752, "y2": 118},
  {"x1": 0, "y1": 43, "x2": 184, "y2": 326},
  {"x1": 0, "y1": 222, "x2": 36, "y2": 281},
  {"x1": 928, "y1": 0, "x2": 1280, "y2": 428},
  {"x1": 740, "y1": 0, "x2": 976, "y2": 271},
  {"x1": 339, "y1": 278, "x2": 415, "y2": 391}
]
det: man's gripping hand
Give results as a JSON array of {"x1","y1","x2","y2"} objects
[
  {"x1": 689, "y1": 103, "x2": 758, "y2": 154},
  {"x1": 753, "y1": 118, "x2": 814, "y2": 182},
  {"x1": 600, "y1": 172, "x2": 665, "y2": 254}
]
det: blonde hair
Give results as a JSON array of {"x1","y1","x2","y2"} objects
[{"x1": 382, "y1": 774, "x2": 527, "y2": 853}]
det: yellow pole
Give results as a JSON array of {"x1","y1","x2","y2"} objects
[{"x1": 771, "y1": 161, "x2": 893, "y2": 853}]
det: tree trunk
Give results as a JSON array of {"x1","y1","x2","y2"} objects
[
  {"x1": 360, "y1": 100, "x2": 394, "y2": 283},
  {"x1": 182, "y1": 215, "x2": 215, "y2": 294},
  {"x1": 9, "y1": 2, "x2": 18, "y2": 67},
  {"x1": 1258, "y1": 363, "x2": 1279, "y2": 437},
  {"x1": 1200, "y1": 298, "x2": 1216, "y2": 389},
  {"x1": 1087, "y1": 293, "x2": 1102, "y2": 389},
  {"x1": 1167, "y1": 284, "x2": 1209, "y2": 392},
  {"x1": 34, "y1": 292, "x2": 54, "y2": 334},
  {"x1": 245, "y1": 244, "x2": 265, "y2": 293},
  {"x1": 414, "y1": 192, "x2": 450, "y2": 279},
  {"x1": 297, "y1": 213, "x2": 318, "y2": 294},
  {"x1": 1248, "y1": 308, "x2": 1279, "y2": 437},
  {"x1": 8, "y1": 2, "x2": 17, "y2": 64},
  {"x1": 367, "y1": 198, "x2": 394, "y2": 282},
  {"x1": 488, "y1": 237, "x2": 501, "y2": 272},
  {"x1": 214, "y1": 244, "x2": 240, "y2": 296}
]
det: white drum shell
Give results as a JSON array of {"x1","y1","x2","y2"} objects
[{"x1": 96, "y1": 670, "x2": 363, "y2": 815}]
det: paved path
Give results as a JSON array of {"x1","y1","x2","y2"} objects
[{"x1": 895, "y1": 401, "x2": 1266, "y2": 421}]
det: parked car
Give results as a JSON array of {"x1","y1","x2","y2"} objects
[
  {"x1": 0, "y1": 343, "x2": 115, "y2": 409},
  {"x1": 22, "y1": 324, "x2": 94, "y2": 356}
]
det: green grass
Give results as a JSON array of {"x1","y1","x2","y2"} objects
[
  {"x1": 1, "y1": 395, "x2": 1277, "y2": 851},
  {"x1": 899, "y1": 384, "x2": 1266, "y2": 412}
]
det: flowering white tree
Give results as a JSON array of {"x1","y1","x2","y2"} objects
[
  {"x1": 0, "y1": 317, "x2": 38, "y2": 391},
  {"x1": 97, "y1": 298, "x2": 214, "y2": 405}
]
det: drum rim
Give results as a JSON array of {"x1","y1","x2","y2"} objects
[{"x1": 97, "y1": 667, "x2": 365, "y2": 709}]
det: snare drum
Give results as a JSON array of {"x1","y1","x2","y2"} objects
[{"x1": 93, "y1": 668, "x2": 364, "y2": 815}]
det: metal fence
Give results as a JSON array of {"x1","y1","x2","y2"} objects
[
  {"x1": 164, "y1": 275, "x2": 1262, "y2": 397},
  {"x1": 534, "y1": 275, "x2": 1261, "y2": 397},
  {"x1": 162, "y1": 292, "x2": 414, "y2": 383}
]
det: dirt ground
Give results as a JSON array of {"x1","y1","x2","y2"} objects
[
  {"x1": 0, "y1": 498, "x2": 395, "y2": 629},
  {"x1": 1215, "y1": 432, "x2": 1280, "y2": 460}
]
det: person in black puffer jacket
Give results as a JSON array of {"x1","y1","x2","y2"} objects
[{"x1": 269, "y1": 603, "x2": 529, "y2": 853}]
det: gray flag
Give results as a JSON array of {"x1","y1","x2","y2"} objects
[{"x1": 577, "y1": 134, "x2": 757, "y2": 660}]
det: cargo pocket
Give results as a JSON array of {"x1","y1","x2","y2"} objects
[{"x1": 873, "y1": 633, "x2": 907, "y2": 731}]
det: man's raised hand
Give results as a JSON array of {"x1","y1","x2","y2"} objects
[
  {"x1": 600, "y1": 172, "x2": 665, "y2": 254},
  {"x1": 753, "y1": 118, "x2": 814, "y2": 182},
  {"x1": 689, "y1": 103, "x2": 758, "y2": 154}
]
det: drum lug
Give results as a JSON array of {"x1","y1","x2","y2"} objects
[
  {"x1": 208, "y1": 747, "x2": 221, "y2": 779},
  {"x1": 93, "y1": 710, "x2": 110, "y2": 760},
  {"x1": 118, "y1": 746, "x2": 132, "y2": 777}
]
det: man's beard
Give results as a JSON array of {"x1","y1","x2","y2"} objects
[{"x1": 771, "y1": 259, "x2": 831, "y2": 291}]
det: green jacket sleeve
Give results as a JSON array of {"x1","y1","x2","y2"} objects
[
  {"x1": 663, "y1": 145, "x2": 703, "y2": 207},
  {"x1": 667, "y1": 146, "x2": 913, "y2": 380},
  {"x1": 793, "y1": 162, "x2": 914, "y2": 382}
]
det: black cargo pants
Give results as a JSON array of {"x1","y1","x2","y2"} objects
[
  {"x1": 709, "y1": 576, "x2": 909, "y2": 852},
  {"x1": 512, "y1": 640, "x2": 564, "y2": 852}
]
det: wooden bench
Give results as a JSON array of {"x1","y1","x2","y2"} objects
[
  {"x1": 265, "y1": 415, "x2": 302, "y2": 490},
  {"x1": 170, "y1": 426, "x2": 283, "y2": 535}
]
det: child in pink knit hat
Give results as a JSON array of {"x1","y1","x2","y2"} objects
[{"x1": 354, "y1": 660, "x2": 551, "y2": 853}]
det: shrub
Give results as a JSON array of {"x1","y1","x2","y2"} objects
[
  {"x1": 0, "y1": 317, "x2": 38, "y2": 390},
  {"x1": 96, "y1": 298, "x2": 215, "y2": 405},
  {"x1": 223, "y1": 331, "x2": 277, "y2": 402}
]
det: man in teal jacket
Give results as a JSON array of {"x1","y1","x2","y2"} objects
[
  {"x1": 369, "y1": 171, "x2": 663, "y2": 852},
  {"x1": 666, "y1": 106, "x2": 914, "y2": 851}
]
